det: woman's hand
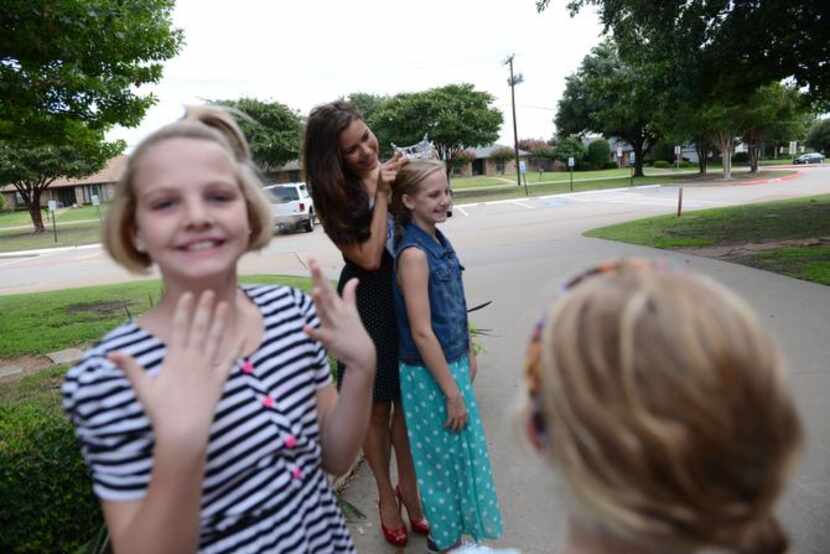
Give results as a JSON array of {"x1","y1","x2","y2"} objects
[
  {"x1": 377, "y1": 151, "x2": 408, "y2": 194},
  {"x1": 108, "y1": 291, "x2": 240, "y2": 452},
  {"x1": 304, "y1": 258, "x2": 376, "y2": 376},
  {"x1": 445, "y1": 390, "x2": 468, "y2": 432}
]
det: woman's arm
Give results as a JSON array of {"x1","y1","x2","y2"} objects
[
  {"x1": 304, "y1": 260, "x2": 376, "y2": 474},
  {"x1": 398, "y1": 248, "x2": 468, "y2": 431},
  {"x1": 337, "y1": 154, "x2": 408, "y2": 271},
  {"x1": 338, "y1": 188, "x2": 389, "y2": 271}
]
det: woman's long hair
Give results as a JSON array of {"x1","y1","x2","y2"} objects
[{"x1": 303, "y1": 101, "x2": 371, "y2": 245}]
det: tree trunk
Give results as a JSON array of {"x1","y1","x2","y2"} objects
[
  {"x1": 630, "y1": 139, "x2": 645, "y2": 177},
  {"x1": 718, "y1": 133, "x2": 733, "y2": 179},
  {"x1": 749, "y1": 144, "x2": 761, "y2": 173},
  {"x1": 29, "y1": 188, "x2": 46, "y2": 232},
  {"x1": 695, "y1": 137, "x2": 709, "y2": 175}
]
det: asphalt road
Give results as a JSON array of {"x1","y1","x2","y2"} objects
[{"x1": 2, "y1": 167, "x2": 829, "y2": 552}]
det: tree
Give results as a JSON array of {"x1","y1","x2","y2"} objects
[
  {"x1": 0, "y1": 125, "x2": 124, "y2": 232},
  {"x1": 344, "y1": 92, "x2": 389, "y2": 122},
  {"x1": 555, "y1": 40, "x2": 659, "y2": 176},
  {"x1": 213, "y1": 98, "x2": 303, "y2": 173},
  {"x1": 806, "y1": 119, "x2": 830, "y2": 155},
  {"x1": 739, "y1": 83, "x2": 811, "y2": 172},
  {"x1": 368, "y1": 83, "x2": 503, "y2": 177},
  {"x1": 519, "y1": 138, "x2": 556, "y2": 171},
  {"x1": 586, "y1": 139, "x2": 611, "y2": 170},
  {"x1": 553, "y1": 136, "x2": 587, "y2": 167},
  {"x1": 490, "y1": 147, "x2": 515, "y2": 174},
  {"x1": 1, "y1": 0, "x2": 183, "y2": 142},
  {"x1": 539, "y1": 1, "x2": 830, "y2": 109},
  {"x1": 448, "y1": 148, "x2": 477, "y2": 175}
]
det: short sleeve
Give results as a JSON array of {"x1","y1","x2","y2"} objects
[
  {"x1": 293, "y1": 289, "x2": 333, "y2": 390},
  {"x1": 62, "y1": 333, "x2": 159, "y2": 501}
]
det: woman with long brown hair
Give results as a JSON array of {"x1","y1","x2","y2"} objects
[{"x1": 304, "y1": 101, "x2": 428, "y2": 548}]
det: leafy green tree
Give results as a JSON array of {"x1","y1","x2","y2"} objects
[
  {"x1": 344, "y1": 92, "x2": 389, "y2": 122},
  {"x1": 555, "y1": 40, "x2": 659, "y2": 176},
  {"x1": 368, "y1": 83, "x2": 503, "y2": 176},
  {"x1": 519, "y1": 138, "x2": 556, "y2": 171},
  {"x1": 213, "y1": 98, "x2": 303, "y2": 173},
  {"x1": 586, "y1": 139, "x2": 611, "y2": 170},
  {"x1": 1, "y1": 0, "x2": 183, "y2": 142},
  {"x1": 553, "y1": 137, "x2": 587, "y2": 168},
  {"x1": 448, "y1": 148, "x2": 477, "y2": 175},
  {"x1": 806, "y1": 119, "x2": 830, "y2": 155},
  {"x1": 539, "y1": 0, "x2": 830, "y2": 109},
  {"x1": 490, "y1": 147, "x2": 515, "y2": 174},
  {"x1": 739, "y1": 83, "x2": 811, "y2": 172},
  {"x1": 0, "y1": 125, "x2": 125, "y2": 231}
]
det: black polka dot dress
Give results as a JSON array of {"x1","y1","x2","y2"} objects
[{"x1": 336, "y1": 249, "x2": 400, "y2": 402}]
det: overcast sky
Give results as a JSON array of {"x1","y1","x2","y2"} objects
[{"x1": 108, "y1": 0, "x2": 605, "y2": 152}]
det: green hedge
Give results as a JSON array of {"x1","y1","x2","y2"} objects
[
  {"x1": 653, "y1": 160, "x2": 672, "y2": 168},
  {"x1": 0, "y1": 369, "x2": 103, "y2": 553}
]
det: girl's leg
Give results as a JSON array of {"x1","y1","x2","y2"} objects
[
  {"x1": 364, "y1": 400, "x2": 403, "y2": 529},
  {"x1": 391, "y1": 400, "x2": 426, "y2": 523}
]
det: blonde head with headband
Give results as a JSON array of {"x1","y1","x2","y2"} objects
[
  {"x1": 103, "y1": 105, "x2": 273, "y2": 273},
  {"x1": 521, "y1": 259, "x2": 803, "y2": 554}
]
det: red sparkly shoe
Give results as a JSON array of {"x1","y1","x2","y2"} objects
[
  {"x1": 396, "y1": 484, "x2": 430, "y2": 535},
  {"x1": 378, "y1": 497, "x2": 408, "y2": 547}
]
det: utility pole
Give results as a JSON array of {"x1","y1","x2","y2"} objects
[{"x1": 504, "y1": 54, "x2": 525, "y2": 193}]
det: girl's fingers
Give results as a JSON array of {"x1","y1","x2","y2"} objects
[
  {"x1": 190, "y1": 290, "x2": 215, "y2": 349},
  {"x1": 311, "y1": 287, "x2": 334, "y2": 328},
  {"x1": 170, "y1": 292, "x2": 195, "y2": 348},
  {"x1": 341, "y1": 278, "x2": 359, "y2": 308},
  {"x1": 309, "y1": 260, "x2": 336, "y2": 315},
  {"x1": 304, "y1": 324, "x2": 323, "y2": 344},
  {"x1": 204, "y1": 301, "x2": 229, "y2": 368}
]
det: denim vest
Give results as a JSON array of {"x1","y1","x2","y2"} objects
[{"x1": 393, "y1": 223, "x2": 469, "y2": 365}]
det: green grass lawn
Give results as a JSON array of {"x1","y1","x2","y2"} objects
[
  {"x1": 0, "y1": 274, "x2": 312, "y2": 358},
  {"x1": 586, "y1": 194, "x2": 830, "y2": 285},
  {"x1": 0, "y1": 205, "x2": 105, "y2": 229}
]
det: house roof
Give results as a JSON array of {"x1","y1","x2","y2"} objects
[
  {"x1": 471, "y1": 144, "x2": 531, "y2": 159},
  {"x1": 1, "y1": 155, "x2": 128, "y2": 192}
]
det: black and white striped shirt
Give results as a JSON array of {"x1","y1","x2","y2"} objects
[{"x1": 63, "y1": 285, "x2": 356, "y2": 553}]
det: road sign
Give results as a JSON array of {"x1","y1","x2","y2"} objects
[
  {"x1": 519, "y1": 160, "x2": 527, "y2": 174},
  {"x1": 568, "y1": 156, "x2": 575, "y2": 167},
  {"x1": 674, "y1": 145, "x2": 681, "y2": 155},
  {"x1": 91, "y1": 195, "x2": 100, "y2": 206},
  {"x1": 789, "y1": 141, "x2": 797, "y2": 155},
  {"x1": 630, "y1": 152, "x2": 636, "y2": 164},
  {"x1": 616, "y1": 147, "x2": 623, "y2": 158},
  {"x1": 48, "y1": 200, "x2": 57, "y2": 212}
]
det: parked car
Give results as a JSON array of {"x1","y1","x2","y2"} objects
[
  {"x1": 793, "y1": 152, "x2": 825, "y2": 165},
  {"x1": 264, "y1": 182, "x2": 315, "y2": 233}
]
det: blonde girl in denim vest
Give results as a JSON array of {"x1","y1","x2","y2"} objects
[{"x1": 391, "y1": 160, "x2": 503, "y2": 553}]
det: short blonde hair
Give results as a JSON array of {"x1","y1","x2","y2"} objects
[
  {"x1": 528, "y1": 262, "x2": 803, "y2": 554},
  {"x1": 103, "y1": 105, "x2": 273, "y2": 273},
  {"x1": 390, "y1": 159, "x2": 446, "y2": 237}
]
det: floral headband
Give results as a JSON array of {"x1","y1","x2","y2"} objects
[{"x1": 524, "y1": 258, "x2": 665, "y2": 450}]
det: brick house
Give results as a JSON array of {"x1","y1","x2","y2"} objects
[
  {"x1": 452, "y1": 144, "x2": 531, "y2": 177},
  {"x1": 1, "y1": 155, "x2": 127, "y2": 209}
]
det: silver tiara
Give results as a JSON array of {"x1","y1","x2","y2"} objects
[{"x1": 392, "y1": 134, "x2": 439, "y2": 160}]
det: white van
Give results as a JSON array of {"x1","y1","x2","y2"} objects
[{"x1": 264, "y1": 182, "x2": 315, "y2": 233}]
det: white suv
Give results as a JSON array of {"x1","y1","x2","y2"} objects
[{"x1": 264, "y1": 182, "x2": 315, "y2": 233}]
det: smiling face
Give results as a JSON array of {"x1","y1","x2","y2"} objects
[
  {"x1": 402, "y1": 169, "x2": 452, "y2": 229},
  {"x1": 132, "y1": 137, "x2": 251, "y2": 285},
  {"x1": 337, "y1": 118, "x2": 380, "y2": 176}
]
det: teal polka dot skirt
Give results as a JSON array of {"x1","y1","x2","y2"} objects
[{"x1": 400, "y1": 355, "x2": 503, "y2": 550}]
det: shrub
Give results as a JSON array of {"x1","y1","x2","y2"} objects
[
  {"x1": 586, "y1": 139, "x2": 611, "y2": 170},
  {"x1": 733, "y1": 152, "x2": 750, "y2": 164},
  {"x1": 679, "y1": 160, "x2": 695, "y2": 168},
  {"x1": 0, "y1": 368, "x2": 104, "y2": 553},
  {"x1": 653, "y1": 160, "x2": 671, "y2": 168},
  {"x1": 604, "y1": 161, "x2": 619, "y2": 169}
]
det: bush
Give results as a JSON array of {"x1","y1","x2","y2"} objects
[
  {"x1": 652, "y1": 142, "x2": 676, "y2": 164},
  {"x1": 0, "y1": 369, "x2": 103, "y2": 553},
  {"x1": 733, "y1": 152, "x2": 749, "y2": 164},
  {"x1": 604, "y1": 161, "x2": 619, "y2": 169},
  {"x1": 653, "y1": 160, "x2": 671, "y2": 168},
  {"x1": 586, "y1": 139, "x2": 611, "y2": 170},
  {"x1": 679, "y1": 160, "x2": 695, "y2": 168}
]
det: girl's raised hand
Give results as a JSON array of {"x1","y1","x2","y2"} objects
[
  {"x1": 304, "y1": 259, "x2": 376, "y2": 377},
  {"x1": 377, "y1": 151, "x2": 408, "y2": 194},
  {"x1": 108, "y1": 291, "x2": 240, "y2": 452}
]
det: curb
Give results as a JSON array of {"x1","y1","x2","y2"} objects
[
  {"x1": 0, "y1": 242, "x2": 102, "y2": 258},
  {"x1": 454, "y1": 184, "x2": 662, "y2": 209}
]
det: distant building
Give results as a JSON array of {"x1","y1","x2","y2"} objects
[
  {"x1": 453, "y1": 144, "x2": 531, "y2": 177},
  {"x1": 1, "y1": 155, "x2": 127, "y2": 209}
]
